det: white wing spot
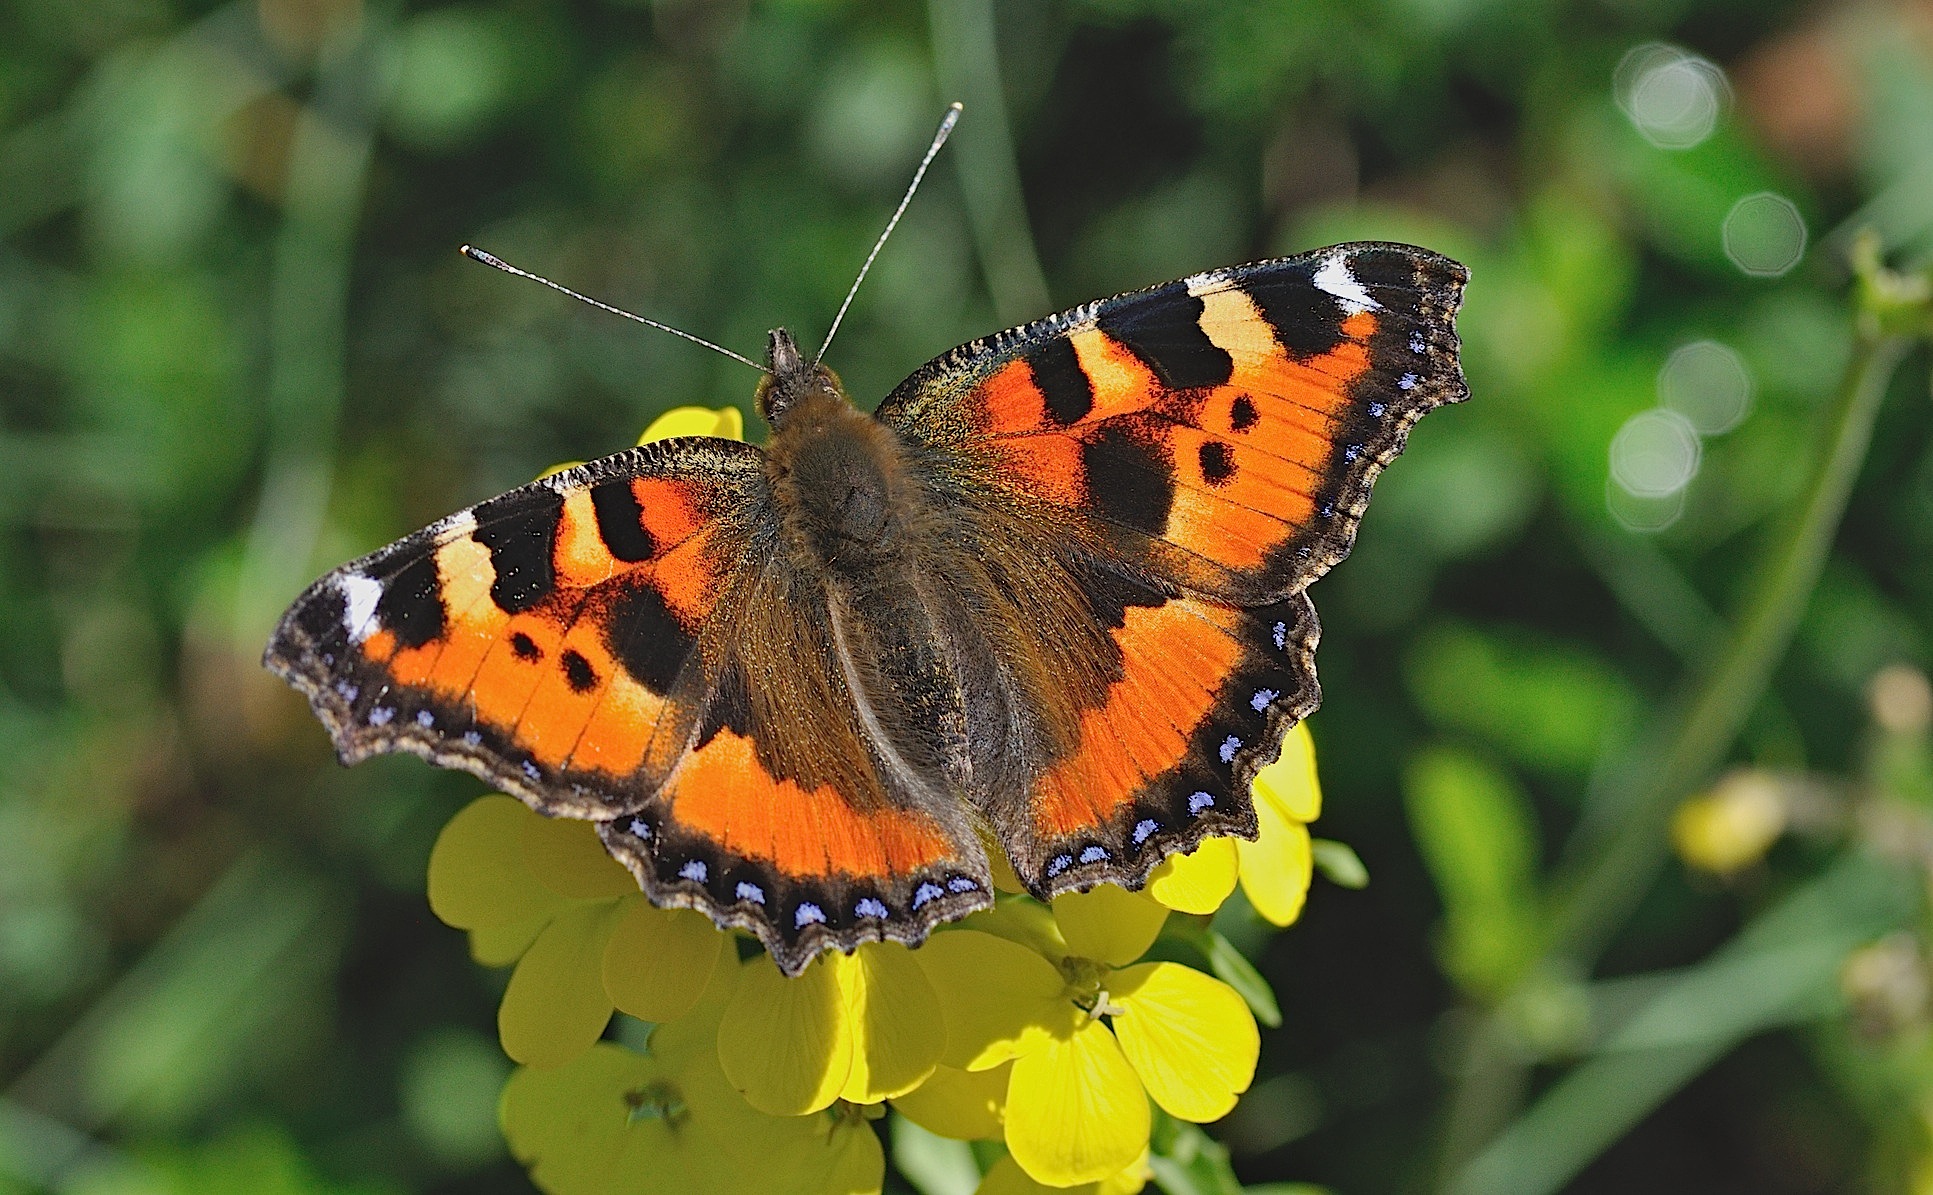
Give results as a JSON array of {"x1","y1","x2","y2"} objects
[
  {"x1": 338, "y1": 573, "x2": 382, "y2": 643},
  {"x1": 1314, "y1": 254, "x2": 1381, "y2": 314}
]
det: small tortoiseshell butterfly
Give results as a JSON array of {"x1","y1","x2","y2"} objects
[{"x1": 266, "y1": 224, "x2": 1466, "y2": 976}]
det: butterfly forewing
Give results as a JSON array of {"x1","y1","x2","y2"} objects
[
  {"x1": 878, "y1": 242, "x2": 1469, "y2": 604},
  {"x1": 263, "y1": 437, "x2": 764, "y2": 818}
]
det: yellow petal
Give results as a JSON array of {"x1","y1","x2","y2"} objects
[
  {"x1": 521, "y1": 812, "x2": 637, "y2": 900},
  {"x1": 1109, "y1": 962, "x2": 1257, "y2": 1123},
  {"x1": 890, "y1": 1062, "x2": 1009, "y2": 1140},
  {"x1": 1145, "y1": 837, "x2": 1239, "y2": 914},
  {"x1": 499, "y1": 1042, "x2": 646, "y2": 1193},
  {"x1": 497, "y1": 901, "x2": 622, "y2": 1068},
  {"x1": 639, "y1": 405, "x2": 744, "y2": 444},
  {"x1": 468, "y1": 910, "x2": 550, "y2": 967},
  {"x1": 761, "y1": 1114, "x2": 886, "y2": 1195},
  {"x1": 1004, "y1": 1019, "x2": 1150, "y2": 1186},
  {"x1": 428, "y1": 795, "x2": 567, "y2": 931},
  {"x1": 1051, "y1": 885, "x2": 1166, "y2": 967},
  {"x1": 602, "y1": 898, "x2": 724, "y2": 1023},
  {"x1": 1236, "y1": 805, "x2": 1314, "y2": 927},
  {"x1": 839, "y1": 942, "x2": 944, "y2": 1103},
  {"x1": 1252, "y1": 720, "x2": 1321, "y2": 823},
  {"x1": 911, "y1": 930, "x2": 1074, "y2": 1071},
  {"x1": 717, "y1": 953, "x2": 851, "y2": 1115},
  {"x1": 958, "y1": 899, "x2": 1068, "y2": 961},
  {"x1": 975, "y1": 1150, "x2": 1150, "y2": 1195}
]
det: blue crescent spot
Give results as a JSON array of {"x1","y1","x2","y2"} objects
[
  {"x1": 1046, "y1": 854, "x2": 1074, "y2": 878},
  {"x1": 855, "y1": 897, "x2": 889, "y2": 920},
  {"x1": 1133, "y1": 818, "x2": 1159, "y2": 844},
  {"x1": 521, "y1": 760, "x2": 541, "y2": 780},
  {"x1": 1079, "y1": 845, "x2": 1109, "y2": 864},
  {"x1": 1188, "y1": 791, "x2": 1216, "y2": 814},
  {"x1": 462, "y1": 731, "x2": 482, "y2": 747},
  {"x1": 794, "y1": 902, "x2": 826, "y2": 928},
  {"x1": 1409, "y1": 333, "x2": 1426, "y2": 354},
  {"x1": 735, "y1": 881, "x2": 765, "y2": 904},
  {"x1": 1220, "y1": 735, "x2": 1243, "y2": 764},
  {"x1": 913, "y1": 882, "x2": 946, "y2": 908},
  {"x1": 1399, "y1": 371, "x2": 1419, "y2": 390},
  {"x1": 627, "y1": 817, "x2": 651, "y2": 839},
  {"x1": 678, "y1": 859, "x2": 708, "y2": 884},
  {"x1": 946, "y1": 876, "x2": 979, "y2": 893},
  {"x1": 1273, "y1": 621, "x2": 1288, "y2": 650},
  {"x1": 369, "y1": 706, "x2": 394, "y2": 726},
  {"x1": 1343, "y1": 445, "x2": 1360, "y2": 462},
  {"x1": 1251, "y1": 688, "x2": 1278, "y2": 712},
  {"x1": 1368, "y1": 401, "x2": 1386, "y2": 418},
  {"x1": 336, "y1": 682, "x2": 358, "y2": 703},
  {"x1": 415, "y1": 709, "x2": 435, "y2": 728}
]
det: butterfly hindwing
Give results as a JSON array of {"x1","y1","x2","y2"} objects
[
  {"x1": 972, "y1": 552, "x2": 1321, "y2": 899},
  {"x1": 599, "y1": 543, "x2": 994, "y2": 976},
  {"x1": 880, "y1": 241, "x2": 1468, "y2": 604}
]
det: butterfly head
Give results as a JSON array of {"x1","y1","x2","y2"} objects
[{"x1": 757, "y1": 328, "x2": 847, "y2": 427}]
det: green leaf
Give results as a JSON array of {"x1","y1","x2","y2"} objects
[
  {"x1": 1309, "y1": 840, "x2": 1369, "y2": 890},
  {"x1": 1403, "y1": 746, "x2": 1543, "y2": 997},
  {"x1": 1406, "y1": 625, "x2": 1637, "y2": 779},
  {"x1": 889, "y1": 1115, "x2": 981, "y2": 1195}
]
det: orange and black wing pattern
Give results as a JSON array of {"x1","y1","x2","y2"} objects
[
  {"x1": 880, "y1": 242, "x2": 1466, "y2": 897},
  {"x1": 964, "y1": 545, "x2": 1324, "y2": 899},
  {"x1": 267, "y1": 436, "x2": 992, "y2": 975},
  {"x1": 879, "y1": 242, "x2": 1468, "y2": 604},
  {"x1": 597, "y1": 548, "x2": 993, "y2": 976},
  {"x1": 264, "y1": 437, "x2": 762, "y2": 820}
]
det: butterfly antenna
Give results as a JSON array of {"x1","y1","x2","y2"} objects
[
  {"x1": 459, "y1": 245, "x2": 764, "y2": 372},
  {"x1": 815, "y1": 101, "x2": 964, "y2": 365}
]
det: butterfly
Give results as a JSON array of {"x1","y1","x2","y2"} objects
[{"x1": 265, "y1": 240, "x2": 1468, "y2": 976}]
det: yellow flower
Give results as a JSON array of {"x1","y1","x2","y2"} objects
[
  {"x1": 1672, "y1": 768, "x2": 1787, "y2": 875},
  {"x1": 914, "y1": 889, "x2": 1259, "y2": 1187},
  {"x1": 426, "y1": 796, "x2": 725, "y2": 1067},
  {"x1": 714, "y1": 942, "x2": 947, "y2": 1116},
  {"x1": 500, "y1": 958, "x2": 884, "y2": 1195},
  {"x1": 424, "y1": 407, "x2": 1316, "y2": 1193}
]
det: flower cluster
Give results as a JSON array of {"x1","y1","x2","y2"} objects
[{"x1": 425, "y1": 408, "x2": 1329, "y2": 1193}]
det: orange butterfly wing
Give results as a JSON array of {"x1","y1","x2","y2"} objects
[
  {"x1": 266, "y1": 435, "x2": 992, "y2": 974},
  {"x1": 879, "y1": 243, "x2": 1467, "y2": 895},
  {"x1": 265, "y1": 438, "x2": 759, "y2": 818},
  {"x1": 880, "y1": 242, "x2": 1468, "y2": 604}
]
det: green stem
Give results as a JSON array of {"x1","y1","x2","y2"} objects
[
  {"x1": 926, "y1": 0, "x2": 1053, "y2": 325},
  {"x1": 1546, "y1": 327, "x2": 1909, "y2": 964},
  {"x1": 1437, "y1": 316, "x2": 1914, "y2": 1185}
]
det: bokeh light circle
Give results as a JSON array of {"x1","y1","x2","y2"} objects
[
  {"x1": 1722, "y1": 193, "x2": 1807, "y2": 277},
  {"x1": 1614, "y1": 43, "x2": 1729, "y2": 149},
  {"x1": 1657, "y1": 340, "x2": 1753, "y2": 434},
  {"x1": 1610, "y1": 408, "x2": 1701, "y2": 498}
]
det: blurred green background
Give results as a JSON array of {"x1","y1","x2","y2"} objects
[{"x1": 4, "y1": 0, "x2": 1933, "y2": 1192}]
